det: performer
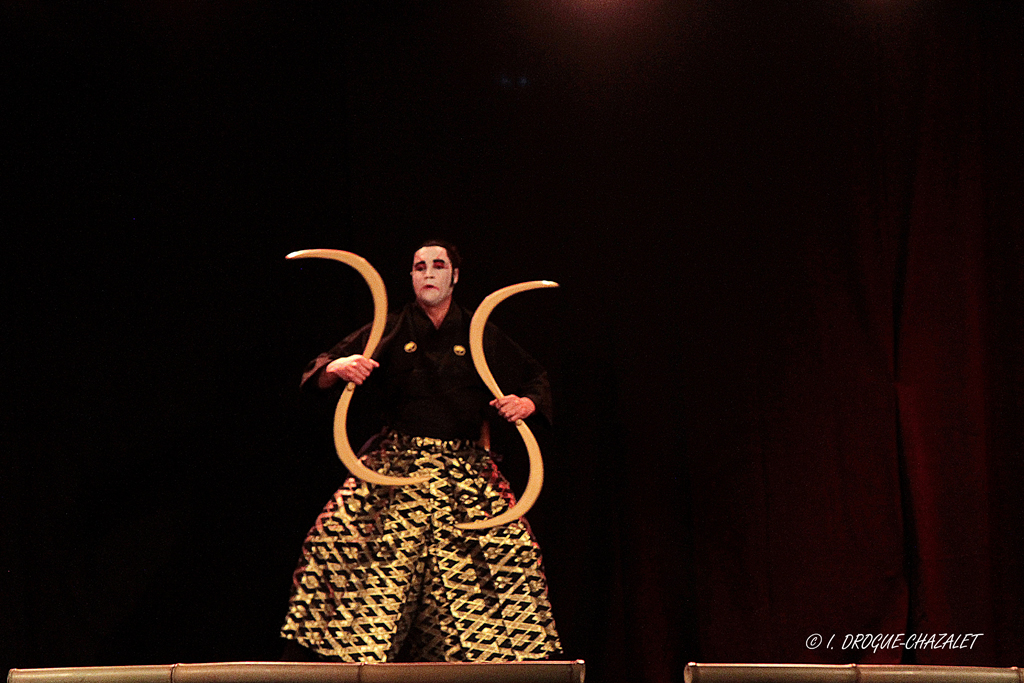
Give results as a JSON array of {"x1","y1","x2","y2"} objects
[{"x1": 281, "y1": 240, "x2": 562, "y2": 662}]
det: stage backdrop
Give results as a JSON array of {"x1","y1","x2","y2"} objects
[{"x1": 3, "y1": 1, "x2": 1022, "y2": 681}]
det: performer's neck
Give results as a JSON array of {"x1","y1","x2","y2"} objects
[{"x1": 419, "y1": 297, "x2": 452, "y2": 329}]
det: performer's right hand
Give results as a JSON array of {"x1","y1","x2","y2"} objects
[{"x1": 326, "y1": 354, "x2": 379, "y2": 385}]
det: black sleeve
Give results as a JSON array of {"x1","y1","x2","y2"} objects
[
  {"x1": 484, "y1": 322, "x2": 553, "y2": 425},
  {"x1": 299, "y1": 323, "x2": 373, "y2": 392}
]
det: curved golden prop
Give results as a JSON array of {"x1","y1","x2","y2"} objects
[
  {"x1": 286, "y1": 249, "x2": 429, "y2": 487},
  {"x1": 458, "y1": 280, "x2": 560, "y2": 531}
]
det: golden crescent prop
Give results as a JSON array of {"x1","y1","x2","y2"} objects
[
  {"x1": 457, "y1": 280, "x2": 560, "y2": 531},
  {"x1": 287, "y1": 249, "x2": 429, "y2": 487}
]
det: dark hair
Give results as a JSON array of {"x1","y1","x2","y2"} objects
[{"x1": 417, "y1": 239, "x2": 462, "y2": 272}]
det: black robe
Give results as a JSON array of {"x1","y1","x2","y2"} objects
[{"x1": 301, "y1": 302, "x2": 552, "y2": 440}]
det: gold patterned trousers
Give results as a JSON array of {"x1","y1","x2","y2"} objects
[{"x1": 280, "y1": 431, "x2": 562, "y2": 662}]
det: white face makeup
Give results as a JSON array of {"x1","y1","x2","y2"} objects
[{"x1": 411, "y1": 246, "x2": 458, "y2": 309}]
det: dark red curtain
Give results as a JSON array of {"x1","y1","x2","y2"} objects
[{"x1": 615, "y1": 2, "x2": 1024, "y2": 673}]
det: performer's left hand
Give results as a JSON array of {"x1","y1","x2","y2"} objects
[{"x1": 490, "y1": 395, "x2": 535, "y2": 422}]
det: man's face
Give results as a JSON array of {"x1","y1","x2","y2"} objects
[{"x1": 411, "y1": 246, "x2": 458, "y2": 308}]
